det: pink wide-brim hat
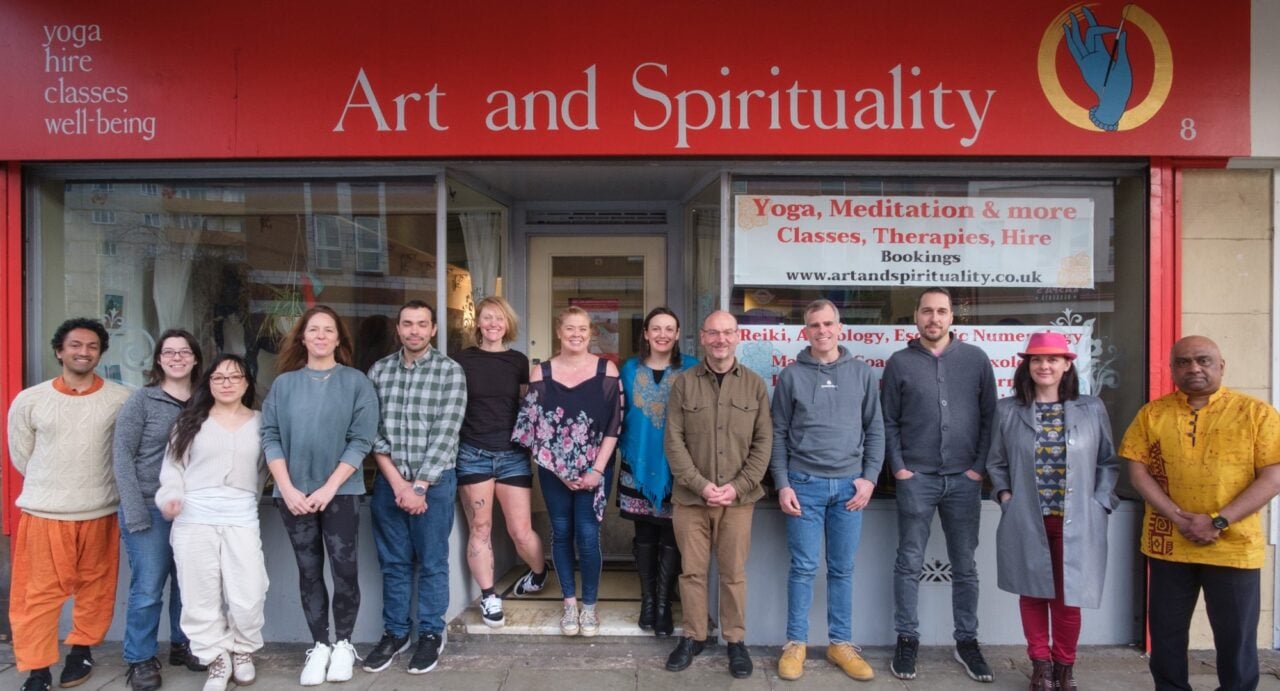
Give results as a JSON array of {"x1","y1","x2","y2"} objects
[{"x1": 1018, "y1": 331, "x2": 1077, "y2": 360}]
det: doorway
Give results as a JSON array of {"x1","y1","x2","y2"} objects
[{"x1": 526, "y1": 234, "x2": 666, "y2": 560}]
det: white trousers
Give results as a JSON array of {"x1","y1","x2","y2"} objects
[{"x1": 171, "y1": 522, "x2": 269, "y2": 663}]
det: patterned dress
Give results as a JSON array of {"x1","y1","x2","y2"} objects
[
  {"x1": 616, "y1": 354, "x2": 698, "y2": 523},
  {"x1": 512, "y1": 359, "x2": 622, "y2": 521},
  {"x1": 1033, "y1": 401, "x2": 1067, "y2": 516}
]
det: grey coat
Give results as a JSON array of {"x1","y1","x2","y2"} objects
[{"x1": 986, "y1": 395, "x2": 1119, "y2": 608}]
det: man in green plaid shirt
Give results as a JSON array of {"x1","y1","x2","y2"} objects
[{"x1": 364, "y1": 300, "x2": 467, "y2": 676}]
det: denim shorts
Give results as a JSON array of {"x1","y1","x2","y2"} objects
[{"x1": 455, "y1": 442, "x2": 533, "y2": 488}]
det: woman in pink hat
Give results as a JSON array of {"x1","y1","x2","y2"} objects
[{"x1": 986, "y1": 331, "x2": 1119, "y2": 691}]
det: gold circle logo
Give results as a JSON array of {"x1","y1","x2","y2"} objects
[{"x1": 1038, "y1": 4, "x2": 1173, "y2": 131}]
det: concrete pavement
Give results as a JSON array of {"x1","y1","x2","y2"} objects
[{"x1": 2, "y1": 639, "x2": 1279, "y2": 689}]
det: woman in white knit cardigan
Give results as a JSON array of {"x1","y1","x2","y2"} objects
[{"x1": 157, "y1": 354, "x2": 268, "y2": 691}]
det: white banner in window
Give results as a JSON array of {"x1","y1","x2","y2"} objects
[
  {"x1": 736, "y1": 325, "x2": 1093, "y2": 399},
  {"x1": 734, "y1": 195, "x2": 1095, "y2": 288}
]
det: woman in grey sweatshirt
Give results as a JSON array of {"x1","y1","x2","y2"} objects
[{"x1": 111, "y1": 329, "x2": 206, "y2": 688}]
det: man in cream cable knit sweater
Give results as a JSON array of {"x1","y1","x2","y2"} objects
[{"x1": 6, "y1": 318, "x2": 131, "y2": 691}]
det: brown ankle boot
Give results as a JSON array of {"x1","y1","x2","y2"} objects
[
  {"x1": 1054, "y1": 661, "x2": 1076, "y2": 690},
  {"x1": 1030, "y1": 659, "x2": 1055, "y2": 691}
]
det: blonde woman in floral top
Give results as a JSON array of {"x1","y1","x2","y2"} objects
[{"x1": 512, "y1": 306, "x2": 621, "y2": 638}]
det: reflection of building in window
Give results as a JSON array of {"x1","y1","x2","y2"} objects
[
  {"x1": 354, "y1": 216, "x2": 387, "y2": 274},
  {"x1": 312, "y1": 214, "x2": 345, "y2": 271}
]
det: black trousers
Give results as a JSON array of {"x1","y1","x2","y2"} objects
[
  {"x1": 1147, "y1": 557, "x2": 1260, "y2": 691},
  {"x1": 278, "y1": 495, "x2": 361, "y2": 644}
]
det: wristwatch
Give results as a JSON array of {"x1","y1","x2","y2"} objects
[
  {"x1": 1210, "y1": 512, "x2": 1229, "y2": 531},
  {"x1": 413, "y1": 483, "x2": 428, "y2": 497}
]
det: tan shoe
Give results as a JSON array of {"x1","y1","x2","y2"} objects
[
  {"x1": 777, "y1": 641, "x2": 806, "y2": 681},
  {"x1": 826, "y1": 642, "x2": 875, "y2": 681}
]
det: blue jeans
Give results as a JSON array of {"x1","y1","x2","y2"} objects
[
  {"x1": 120, "y1": 505, "x2": 187, "y2": 663},
  {"x1": 370, "y1": 471, "x2": 457, "y2": 637},
  {"x1": 893, "y1": 471, "x2": 981, "y2": 641},
  {"x1": 785, "y1": 472, "x2": 862, "y2": 643},
  {"x1": 537, "y1": 465, "x2": 611, "y2": 604}
]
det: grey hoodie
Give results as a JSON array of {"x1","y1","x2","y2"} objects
[
  {"x1": 769, "y1": 346, "x2": 885, "y2": 489},
  {"x1": 112, "y1": 385, "x2": 187, "y2": 532}
]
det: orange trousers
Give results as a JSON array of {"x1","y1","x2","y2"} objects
[{"x1": 10, "y1": 512, "x2": 120, "y2": 671}]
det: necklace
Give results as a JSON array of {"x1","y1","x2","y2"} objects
[{"x1": 307, "y1": 369, "x2": 335, "y2": 383}]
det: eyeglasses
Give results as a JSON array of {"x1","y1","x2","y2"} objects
[
  {"x1": 210, "y1": 374, "x2": 245, "y2": 385},
  {"x1": 701, "y1": 329, "x2": 737, "y2": 338},
  {"x1": 160, "y1": 349, "x2": 195, "y2": 360}
]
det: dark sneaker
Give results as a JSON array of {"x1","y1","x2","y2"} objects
[
  {"x1": 169, "y1": 642, "x2": 208, "y2": 672},
  {"x1": 954, "y1": 639, "x2": 994, "y2": 682},
  {"x1": 21, "y1": 670, "x2": 52, "y2": 691},
  {"x1": 362, "y1": 631, "x2": 411, "y2": 673},
  {"x1": 407, "y1": 632, "x2": 444, "y2": 674},
  {"x1": 126, "y1": 657, "x2": 162, "y2": 691},
  {"x1": 890, "y1": 635, "x2": 918, "y2": 680},
  {"x1": 512, "y1": 568, "x2": 546, "y2": 596},
  {"x1": 480, "y1": 593, "x2": 505, "y2": 627},
  {"x1": 58, "y1": 649, "x2": 93, "y2": 688}
]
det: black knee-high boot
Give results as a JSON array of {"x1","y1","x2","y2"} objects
[
  {"x1": 653, "y1": 543, "x2": 681, "y2": 637},
  {"x1": 633, "y1": 538, "x2": 660, "y2": 631}
]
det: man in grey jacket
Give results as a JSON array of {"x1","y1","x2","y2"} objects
[
  {"x1": 770, "y1": 299, "x2": 883, "y2": 683},
  {"x1": 881, "y1": 287, "x2": 997, "y2": 683}
]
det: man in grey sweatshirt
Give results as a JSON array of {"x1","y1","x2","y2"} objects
[
  {"x1": 881, "y1": 287, "x2": 997, "y2": 683},
  {"x1": 769, "y1": 299, "x2": 884, "y2": 682}
]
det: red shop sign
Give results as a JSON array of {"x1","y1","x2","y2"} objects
[{"x1": 0, "y1": 0, "x2": 1250, "y2": 159}]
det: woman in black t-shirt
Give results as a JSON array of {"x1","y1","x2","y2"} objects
[{"x1": 453, "y1": 296, "x2": 547, "y2": 628}]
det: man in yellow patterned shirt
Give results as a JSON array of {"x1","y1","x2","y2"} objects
[{"x1": 1120, "y1": 335, "x2": 1280, "y2": 691}]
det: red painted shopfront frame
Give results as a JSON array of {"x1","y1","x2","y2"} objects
[{"x1": 0, "y1": 159, "x2": 1197, "y2": 534}]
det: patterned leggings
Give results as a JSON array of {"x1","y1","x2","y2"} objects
[{"x1": 277, "y1": 495, "x2": 360, "y2": 643}]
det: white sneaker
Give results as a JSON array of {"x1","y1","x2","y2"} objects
[
  {"x1": 231, "y1": 652, "x2": 256, "y2": 685},
  {"x1": 326, "y1": 639, "x2": 357, "y2": 682},
  {"x1": 579, "y1": 604, "x2": 599, "y2": 637},
  {"x1": 202, "y1": 651, "x2": 230, "y2": 691},
  {"x1": 560, "y1": 602, "x2": 580, "y2": 636},
  {"x1": 299, "y1": 642, "x2": 330, "y2": 686},
  {"x1": 480, "y1": 593, "x2": 505, "y2": 628}
]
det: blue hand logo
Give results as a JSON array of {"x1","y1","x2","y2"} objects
[{"x1": 1063, "y1": 6, "x2": 1131, "y2": 131}]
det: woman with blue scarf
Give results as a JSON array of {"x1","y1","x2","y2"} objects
[{"x1": 617, "y1": 307, "x2": 697, "y2": 637}]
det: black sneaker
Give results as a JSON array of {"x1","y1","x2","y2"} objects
[
  {"x1": 58, "y1": 648, "x2": 93, "y2": 688},
  {"x1": 954, "y1": 639, "x2": 994, "y2": 682},
  {"x1": 890, "y1": 635, "x2": 918, "y2": 680},
  {"x1": 362, "y1": 631, "x2": 411, "y2": 673},
  {"x1": 512, "y1": 567, "x2": 546, "y2": 596},
  {"x1": 126, "y1": 657, "x2": 162, "y2": 691},
  {"x1": 169, "y1": 642, "x2": 208, "y2": 671},
  {"x1": 480, "y1": 593, "x2": 505, "y2": 627},
  {"x1": 21, "y1": 670, "x2": 52, "y2": 691},
  {"x1": 407, "y1": 632, "x2": 444, "y2": 674}
]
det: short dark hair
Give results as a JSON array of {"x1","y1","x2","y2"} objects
[
  {"x1": 1011, "y1": 357, "x2": 1081, "y2": 406},
  {"x1": 50, "y1": 318, "x2": 110, "y2": 357},
  {"x1": 398, "y1": 300, "x2": 436, "y2": 324},
  {"x1": 916, "y1": 287, "x2": 952, "y2": 311}
]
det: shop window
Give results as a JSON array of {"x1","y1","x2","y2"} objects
[
  {"x1": 28, "y1": 176, "x2": 439, "y2": 400},
  {"x1": 729, "y1": 173, "x2": 1147, "y2": 495},
  {"x1": 444, "y1": 180, "x2": 509, "y2": 353}
]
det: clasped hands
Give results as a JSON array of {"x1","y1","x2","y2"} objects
[
  {"x1": 1171, "y1": 507, "x2": 1221, "y2": 545},
  {"x1": 701, "y1": 482, "x2": 739, "y2": 507}
]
